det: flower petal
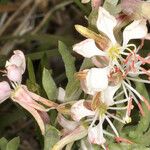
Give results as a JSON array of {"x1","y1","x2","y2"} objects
[
  {"x1": 17, "y1": 101, "x2": 45, "y2": 135},
  {"x1": 71, "y1": 100, "x2": 95, "y2": 121},
  {"x1": 123, "y1": 19, "x2": 147, "y2": 46},
  {"x1": 103, "y1": 84, "x2": 121, "y2": 106},
  {"x1": 57, "y1": 87, "x2": 66, "y2": 103},
  {"x1": 97, "y1": 7, "x2": 117, "y2": 44},
  {"x1": 86, "y1": 67, "x2": 109, "y2": 94},
  {"x1": 6, "y1": 65, "x2": 22, "y2": 83},
  {"x1": 0, "y1": 81, "x2": 11, "y2": 103},
  {"x1": 88, "y1": 116, "x2": 106, "y2": 145},
  {"x1": 58, "y1": 114, "x2": 79, "y2": 131},
  {"x1": 73, "y1": 39, "x2": 106, "y2": 58},
  {"x1": 81, "y1": 0, "x2": 90, "y2": 3}
]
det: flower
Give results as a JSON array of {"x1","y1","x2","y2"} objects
[
  {"x1": 71, "y1": 87, "x2": 129, "y2": 147},
  {"x1": 5, "y1": 50, "x2": 26, "y2": 83},
  {"x1": 81, "y1": 0, "x2": 102, "y2": 9},
  {"x1": 0, "y1": 50, "x2": 58, "y2": 135},
  {"x1": 73, "y1": 7, "x2": 147, "y2": 69}
]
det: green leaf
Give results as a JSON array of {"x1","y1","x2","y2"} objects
[
  {"x1": 44, "y1": 125, "x2": 60, "y2": 150},
  {"x1": 6, "y1": 137, "x2": 20, "y2": 150},
  {"x1": 65, "y1": 58, "x2": 94, "y2": 101},
  {"x1": 27, "y1": 57, "x2": 36, "y2": 83},
  {"x1": 42, "y1": 68, "x2": 57, "y2": 100},
  {"x1": 0, "y1": 137, "x2": 8, "y2": 150},
  {"x1": 58, "y1": 41, "x2": 76, "y2": 82},
  {"x1": 65, "y1": 79, "x2": 82, "y2": 101}
]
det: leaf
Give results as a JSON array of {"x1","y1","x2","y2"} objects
[
  {"x1": 42, "y1": 68, "x2": 57, "y2": 100},
  {"x1": 52, "y1": 126, "x2": 87, "y2": 150},
  {"x1": 65, "y1": 79, "x2": 82, "y2": 101},
  {"x1": 27, "y1": 57, "x2": 36, "y2": 83},
  {"x1": 44, "y1": 125, "x2": 60, "y2": 150},
  {"x1": 65, "y1": 58, "x2": 94, "y2": 101},
  {"x1": 0, "y1": 137, "x2": 8, "y2": 150},
  {"x1": 6, "y1": 137, "x2": 20, "y2": 150},
  {"x1": 58, "y1": 41, "x2": 76, "y2": 82}
]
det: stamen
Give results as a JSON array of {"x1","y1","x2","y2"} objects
[
  {"x1": 113, "y1": 91, "x2": 124, "y2": 99},
  {"x1": 127, "y1": 77, "x2": 150, "y2": 84},
  {"x1": 114, "y1": 98, "x2": 129, "y2": 105},
  {"x1": 106, "y1": 112, "x2": 125, "y2": 124},
  {"x1": 123, "y1": 81, "x2": 143, "y2": 101},
  {"x1": 108, "y1": 106, "x2": 127, "y2": 110},
  {"x1": 105, "y1": 116, "x2": 119, "y2": 137},
  {"x1": 137, "y1": 102, "x2": 145, "y2": 116}
]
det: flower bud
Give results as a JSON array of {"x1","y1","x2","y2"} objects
[{"x1": 7, "y1": 50, "x2": 26, "y2": 74}]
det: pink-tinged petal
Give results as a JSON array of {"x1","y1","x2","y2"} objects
[
  {"x1": 6, "y1": 65, "x2": 22, "y2": 83},
  {"x1": 121, "y1": 0, "x2": 141, "y2": 16},
  {"x1": 92, "y1": 0, "x2": 102, "y2": 9},
  {"x1": 71, "y1": 100, "x2": 95, "y2": 121},
  {"x1": 97, "y1": 7, "x2": 117, "y2": 44},
  {"x1": 16, "y1": 101, "x2": 45, "y2": 135},
  {"x1": 38, "y1": 111, "x2": 50, "y2": 124},
  {"x1": 8, "y1": 50, "x2": 26, "y2": 74},
  {"x1": 0, "y1": 81, "x2": 11, "y2": 103},
  {"x1": 12, "y1": 86, "x2": 49, "y2": 112},
  {"x1": 52, "y1": 126, "x2": 87, "y2": 150},
  {"x1": 86, "y1": 67, "x2": 109, "y2": 94},
  {"x1": 103, "y1": 84, "x2": 121, "y2": 106},
  {"x1": 58, "y1": 114, "x2": 79, "y2": 131},
  {"x1": 73, "y1": 39, "x2": 106, "y2": 58},
  {"x1": 123, "y1": 19, "x2": 147, "y2": 46},
  {"x1": 81, "y1": 0, "x2": 90, "y2": 3},
  {"x1": 88, "y1": 116, "x2": 106, "y2": 145}
]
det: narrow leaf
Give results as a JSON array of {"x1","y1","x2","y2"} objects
[
  {"x1": 42, "y1": 68, "x2": 57, "y2": 100},
  {"x1": 27, "y1": 57, "x2": 36, "y2": 83},
  {"x1": 58, "y1": 41, "x2": 76, "y2": 82}
]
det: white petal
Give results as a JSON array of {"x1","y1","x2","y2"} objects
[
  {"x1": 0, "y1": 81, "x2": 11, "y2": 103},
  {"x1": 81, "y1": 0, "x2": 90, "y2": 3},
  {"x1": 86, "y1": 67, "x2": 109, "y2": 94},
  {"x1": 80, "y1": 79, "x2": 95, "y2": 95},
  {"x1": 97, "y1": 7, "x2": 117, "y2": 44},
  {"x1": 88, "y1": 116, "x2": 106, "y2": 145},
  {"x1": 123, "y1": 19, "x2": 147, "y2": 46},
  {"x1": 58, "y1": 114, "x2": 78, "y2": 131},
  {"x1": 103, "y1": 84, "x2": 121, "y2": 106},
  {"x1": 71, "y1": 100, "x2": 95, "y2": 121},
  {"x1": 73, "y1": 39, "x2": 106, "y2": 58},
  {"x1": 57, "y1": 87, "x2": 65, "y2": 103}
]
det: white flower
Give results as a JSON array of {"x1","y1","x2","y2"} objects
[
  {"x1": 73, "y1": 7, "x2": 147, "y2": 68},
  {"x1": 71, "y1": 85, "x2": 125, "y2": 146},
  {"x1": 77, "y1": 67, "x2": 109, "y2": 95}
]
